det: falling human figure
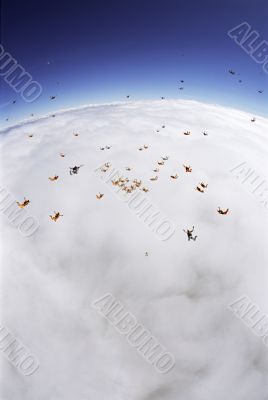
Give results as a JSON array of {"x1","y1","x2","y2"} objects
[
  {"x1": 16, "y1": 198, "x2": 30, "y2": 208},
  {"x1": 96, "y1": 193, "x2": 104, "y2": 199},
  {"x1": 183, "y1": 226, "x2": 197, "y2": 241},
  {"x1": 60, "y1": 153, "x2": 65, "y2": 157},
  {"x1": 196, "y1": 186, "x2": 204, "y2": 193},
  {"x1": 229, "y1": 69, "x2": 235, "y2": 75},
  {"x1": 183, "y1": 164, "x2": 192, "y2": 173},
  {"x1": 251, "y1": 118, "x2": 256, "y2": 122},
  {"x1": 217, "y1": 207, "x2": 229, "y2": 215},
  {"x1": 183, "y1": 131, "x2": 191, "y2": 135},
  {"x1": 50, "y1": 96, "x2": 56, "y2": 100},
  {"x1": 145, "y1": 252, "x2": 149, "y2": 256},
  {"x1": 73, "y1": 132, "x2": 79, "y2": 137},
  {"x1": 203, "y1": 131, "x2": 208, "y2": 136},
  {"x1": 49, "y1": 175, "x2": 59, "y2": 181},
  {"x1": 171, "y1": 174, "x2": 178, "y2": 179},
  {"x1": 50, "y1": 211, "x2": 63, "y2": 222},
  {"x1": 200, "y1": 182, "x2": 208, "y2": 189},
  {"x1": 69, "y1": 165, "x2": 84, "y2": 175},
  {"x1": 133, "y1": 179, "x2": 142, "y2": 187}
]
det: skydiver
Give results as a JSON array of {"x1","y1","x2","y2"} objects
[
  {"x1": 50, "y1": 211, "x2": 63, "y2": 222},
  {"x1": 50, "y1": 96, "x2": 56, "y2": 100},
  {"x1": 183, "y1": 164, "x2": 192, "y2": 172},
  {"x1": 183, "y1": 226, "x2": 197, "y2": 241},
  {"x1": 217, "y1": 207, "x2": 229, "y2": 215},
  {"x1": 133, "y1": 179, "x2": 141, "y2": 187},
  {"x1": 16, "y1": 198, "x2": 30, "y2": 208},
  {"x1": 69, "y1": 165, "x2": 84, "y2": 175},
  {"x1": 49, "y1": 175, "x2": 59, "y2": 181}
]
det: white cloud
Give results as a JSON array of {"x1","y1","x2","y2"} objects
[{"x1": 0, "y1": 99, "x2": 268, "y2": 399}]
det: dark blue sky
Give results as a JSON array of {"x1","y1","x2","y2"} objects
[{"x1": 1, "y1": 0, "x2": 267, "y2": 126}]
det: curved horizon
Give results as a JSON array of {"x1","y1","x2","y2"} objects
[{"x1": 1, "y1": 96, "x2": 268, "y2": 133}]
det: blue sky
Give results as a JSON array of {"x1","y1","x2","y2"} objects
[{"x1": 0, "y1": 0, "x2": 267, "y2": 126}]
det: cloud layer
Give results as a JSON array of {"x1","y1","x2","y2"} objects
[{"x1": 0, "y1": 99, "x2": 268, "y2": 399}]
